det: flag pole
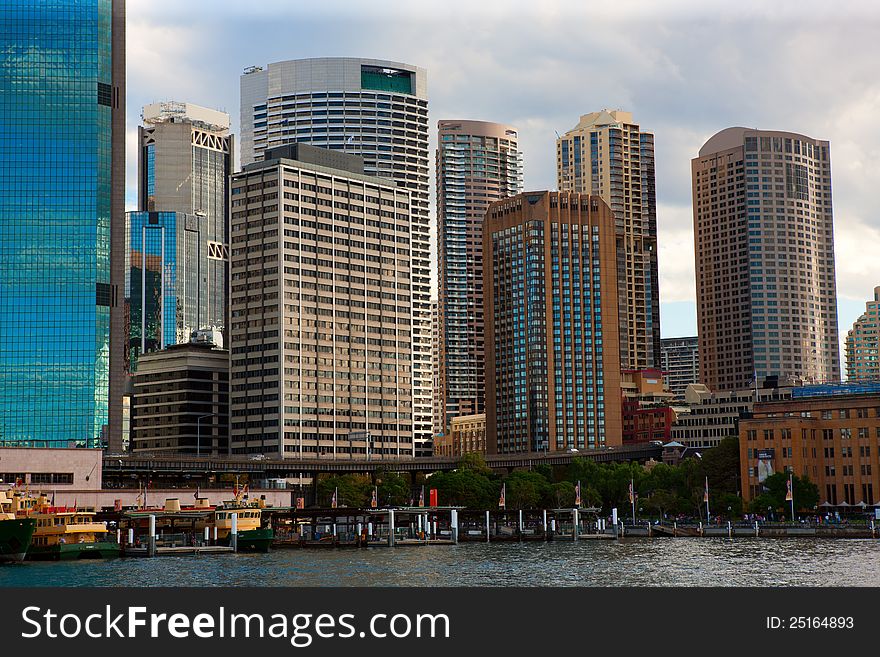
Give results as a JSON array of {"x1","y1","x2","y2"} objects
[
  {"x1": 705, "y1": 476, "x2": 710, "y2": 522},
  {"x1": 631, "y1": 478, "x2": 636, "y2": 524}
]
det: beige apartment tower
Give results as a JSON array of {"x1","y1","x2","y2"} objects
[
  {"x1": 846, "y1": 287, "x2": 880, "y2": 382},
  {"x1": 229, "y1": 144, "x2": 414, "y2": 458},
  {"x1": 556, "y1": 110, "x2": 660, "y2": 370},
  {"x1": 693, "y1": 128, "x2": 840, "y2": 392},
  {"x1": 436, "y1": 120, "x2": 522, "y2": 435}
]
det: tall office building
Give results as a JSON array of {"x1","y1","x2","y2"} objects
[
  {"x1": 240, "y1": 57, "x2": 432, "y2": 456},
  {"x1": 846, "y1": 286, "x2": 880, "y2": 382},
  {"x1": 436, "y1": 120, "x2": 522, "y2": 433},
  {"x1": 556, "y1": 110, "x2": 660, "y2": 370},
  {"x1": 660, "y1": 336, "x2": 699, "y2": 399},
  {"x1": 693, "y1": 128, "x2": 840, "y2": 391},
  {"x1": 484, "y1": 192, "x2": 622, "y2": 454},
  {"x1": 229, "y1": 144, "x2": 414, "y2": 459},
  {"x1": 136, "y1": 102, "x2": 231, "y2": 341},
  {"x1": 125, "y1": 211, "x2": 220, "y2": 372},
  {"x1": 0, "y1": 0, "x2": 125, "y2": 449}
]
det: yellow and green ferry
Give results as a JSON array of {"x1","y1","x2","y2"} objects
[
  {"x1": 18, "y1": 494, "x2": 120, "y2": 561},
  {"x1": 0, "y1": 490, "x2": 36, "y2": 563}
]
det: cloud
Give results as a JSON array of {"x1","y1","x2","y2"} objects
[{"x1": 124, "y1": 0, "x2": 880, "y2": 344}]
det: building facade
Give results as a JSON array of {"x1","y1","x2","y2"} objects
[
  {"x1": 660, "y1": 336, "x2": 699, "y2": 400},
  {"x1": 229, "y1": 145, "x2": 414, "y2": 459},
  {"x1": 621, "y1": 369, "x2": 675, "y2": 444},
  {"x1": 433, "y1": 414, "x2": 486, "y2": 458},
  {"x1": 846, "y1": 286, "x2": 880, "y2": 382},
  {"x1": 740, "y1": 383, "x2": 880, "y2": 506},
  {"x1": 125, "y1": 211, "x2": 223, "y2": 372},
  {"x1": 0, "y1": 0, "x2": 125, "y2": 448},
  {"x1": 436, "y1": 120, "x2": 522, "y2": 433},
  {"x1": 693, "y1": 127, "x2": 840, "y2": 392},
  {"x1": 484, "y1": 192, "x2": 622, "y2": 454},
  {"x1": 672, "y1": 383, "x2": 792, "y2": 449},
  {"x1": 556, "y1": 110, "x2": 660, "y2": 370},
  {"x1": 240, "y1": 57, "x2": 433, "y2": 456},
  {"x1": 136, "y1": 101, "x2": 232, "y2": 337},
  {"x1": 130, "y1": 342, "x2": 229, "y2": 455}
]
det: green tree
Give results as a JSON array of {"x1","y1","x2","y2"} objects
[
  {"x1": 504, "y1": 471, "x2": 550, "y2": 509},
  {"x1": 760, "y1": 472, "x2": 819, "y2": 514},
  {"x1": 375, "y1": 470, "x2": 410, "y2": 507},
  {"x1": 316, "y1": 474, "x2": 371, "y2": 507},
  {"x1": 700, "y1": 436, "x2": 741, "y2": 494},
  {"x1": 425, "y1": 468, "x2": 498, "y2": 509}
]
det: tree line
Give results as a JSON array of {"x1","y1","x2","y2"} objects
[{"x1": 316, "y1": 437, "x2": 820, "y2": 519}]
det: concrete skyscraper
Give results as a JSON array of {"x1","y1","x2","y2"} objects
[
  {"x1": 229, "y1": 144, "x2": 414, "y2": 459},
  {"x1": 846, "y1": 287, "x2": 880, "y2": 382},
  {"x1": 0, "y1": 0, "x2": 125, "y2": 449},
  {"x1": 436, "y1": 120, "x2": 522, "y2": 434},
  {"x1": 240, "y1": 57, "x2": 433, "y2": 456},
  {"x1": 484, "y1": 192, "x2": 622, "y2": 454},
  {"x1": 556, "y1": 110, "x2": 660, "y2": 370},
  {"x1": 123, "y1": 102, "x2": 232, "y2": 373},
  {"x1": 693, "y1": 127, "x2": 840, "y2": 391},
  {"x1": 660, "y1": 336, "x2": 699, "y2": 400}
]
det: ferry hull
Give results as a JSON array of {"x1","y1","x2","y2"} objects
[
  {"x1": 234, "y1": 528, "x2": 274, "y2": 553},
  {"x1": 0, "y1": 519, "x2": 36, "y2": 563},
  {"x1": 26, "y1": 541, "x2": 121, "y2": 561}
]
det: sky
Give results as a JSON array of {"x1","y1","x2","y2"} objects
[{"x1": 126, "y1": 0, "x2": 880, "y2": 360}]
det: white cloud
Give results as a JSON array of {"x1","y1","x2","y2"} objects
[{"x1": 123, "y1": 0, "x2": 880, "y2": 343}]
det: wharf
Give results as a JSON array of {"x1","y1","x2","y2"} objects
[{"x1": 124, "y1": 545, "x2": 235, "y2": 557}]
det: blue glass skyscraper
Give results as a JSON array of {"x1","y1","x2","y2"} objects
[{"x1": 0, "y1": 1, "x2": 125, "y2": 448}]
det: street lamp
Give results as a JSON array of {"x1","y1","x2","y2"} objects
[{"x1": 196, "y1": 413, "x2": 217, "y2": 457}]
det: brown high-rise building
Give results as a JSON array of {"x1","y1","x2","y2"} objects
[
  {"x1": 556, "y1": 110, "x2": 660, "y2": 370},
  {"x1": 436, "y1": 120, "x2": 522, "y2": 435},
  {"x1": 229, "y1": 144, "x2": 414, "y2": 459},
  {"x1": 693, "y1": 128, "x2": 840, "y2": 392},
  {"x1": 484, "y1": 192, "x2": 622, "y2": 454}
]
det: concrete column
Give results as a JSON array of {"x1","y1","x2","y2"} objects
[
  {"x1": 518, "y1": 509, "x2": 523, "y2": 538},
  {"x1": 368, "y1": 522, "x2": 373, "y2": 538},
  {"x1": 755, "y1": 520, "x2": 759, "y2": 537},
  {"x1": 572, "y1": 508, "x2": 579, "y2": 541},
  {"x1": 148, "y1": 515, "x2": 157, "y2": 557},
  {"x1": 728, "y1": 521, "x2": 732, "y2": 538},
  {"x1": 213, "y1": 526, "x2": 218, "y2": 542},
  {"x1": 231, "y1": 513, "x2": 239, "y2": 552},
  {"x1": 127, "y1": 528, "x2": 134, "y2": 546},
  {"x1": 204, "y1": 526, "x2": 210, "y2": 543},
  {"x1": 116, "y1": 528, "x2": 121, "y2": 545},
  {"x1": 450, "y1": 509, "x2": 459, "y2": 544},
  {"x1": 542, "y1": 509, "x2": 548, "y2": 540},
  {"x1": 485, "y1": 510, "x2": 491, "y2": 542},
  {"x1": 388, "y1": 509, "x2": 395, "y2": 547}
]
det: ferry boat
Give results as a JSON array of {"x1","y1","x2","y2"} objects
[
  {"x1": 21, "y1": 494, "x2": 120, "y2": 560},
  {"x1": 213, "y1": 487, "x2": 273, "y2": 552},
  {"x1": 0, "y1": 490, "x2": 36, "y2": 563}
]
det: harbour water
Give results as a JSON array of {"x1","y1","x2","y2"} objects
[{"x1": 2, "y1": 538, "x2": 880, "y2": 587}]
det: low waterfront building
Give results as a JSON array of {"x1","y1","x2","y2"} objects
[
  {"x1": 846, "y1": 286, "x2": 880, "y2": 382},
  {"x1": 130, "y1": 342, "x2": 229, "y2": 455},
  {"x1": 434, "y1": 414, "x2": 486, "y2": 457},
  {"x1": 0, "y1": 448, "x2": 102, "y2": 492},
  {"x1": 672, "y1": 383, "x2": 792, "y2": 449},
  {"x1": 621, "y1": 369, "x2": 675, "y2": 444},
  {"x1": 660, "y1": 336, "x2": 699, "y2": 400},
  {"x1": 739, "y1": 382, "x2": 880, "y2": 506}
]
